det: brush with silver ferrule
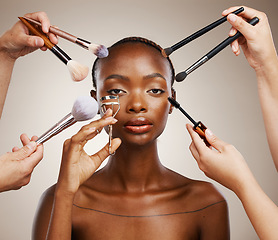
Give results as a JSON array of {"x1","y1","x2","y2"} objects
[
  {"x1": 175, "y1": 17, "x2": 259, "y2": 82},
  {"x1": 162, "y1": 7, "x2": 244, "y2": 57},
  {"x1": 22, "y1": 16, "x2": 109, "y2": 58},
  {"x1": 19, "y1": 17, "x2": 89, "y2": 81},
  {"x1": 36, "y1": 96, "x2": 98, "y2": 144}
]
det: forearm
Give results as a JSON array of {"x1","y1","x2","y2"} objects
[
  {"x1": 256, "y1": 57, "x2": 278, "y2": 170},
  {"x1": 46, "y1": 189, "x2": 75, "y2": 240},
  {"x1": 0, "y1": 50, "x2": 16, "y2": 119},
  {"x1": 235, "y1": 176, "x2": 278, "y2": 240}
]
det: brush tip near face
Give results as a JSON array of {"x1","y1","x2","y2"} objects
[
  {"x1": 175, "y1": 71, "x2": 187, "y2": 82},
  {"x1": 161, "y1": 47, "x2": 173, "y2": 57},
  {"x1": 89, "y1": 44, "x2": 109, "y2": 58},
  {"x1": 72, "y1": 96, "x2": 98, "y2": 121},
  {"x1": 67, "y1": 60, "x2": 89, "y2": 81}
]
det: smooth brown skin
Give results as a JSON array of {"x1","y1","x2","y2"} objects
[{"x1": 33, "y1": 42, "x2": 229, "y2": 239}]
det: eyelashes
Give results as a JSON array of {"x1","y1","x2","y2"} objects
[{"x1": 107, "y1": 88, "x2": 166, "y2": 97}]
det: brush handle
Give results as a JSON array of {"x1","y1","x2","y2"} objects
[
  {"x1": 206, "y1": 17, "x2": 259, "y2": 59},
  {"x1": 22, "y1": 16, "x2": 92, "y2": 50},
  {"x1": 179, "y1": 17, "x2": 259, "y2": 79},
  {"x1": 19, "y1": 17, "x2": 54, "y2": 49},
  {"x1": 193, "y1": 121, "x2": 210, "y2": 146},
  {"x1": 36, "y1": 113, "x2": 76, "y2": 144},
  {"x1": 170, "y1": 7, "x2": 244, "y2": 53},
  {"x1": 22, "y1": 16, "x2": 78, "y2": 43}
]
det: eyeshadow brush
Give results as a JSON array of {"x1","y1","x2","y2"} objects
[
  {"x1": 22, "y1": 16, "x2": 108, "y2": 58},
  {"x1": 162, "y1": 7, "x2": 244, "y2": 57},
  {"x1": 175, "y1": 17, "x2": 259, "y2": 82},
  {"x1": 168, "y1": 97, "x2": 209, "y2": 145},
  {"x1": 18, "y1": 17, "x2": 89, "y2": 82}
]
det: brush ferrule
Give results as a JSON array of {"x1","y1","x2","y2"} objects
[
  {"x1": 50, "y1": 45, "x2": 72, "y2": 65},
  {"x1": 185, "y1": 56, "x2": 208, "y2": 75},
  {"x1": 36, "y1": 113, "x2": 77, "y2": 144},
  {"x1": 76, "y1": 38, "x2": 91, "y2": 50}
]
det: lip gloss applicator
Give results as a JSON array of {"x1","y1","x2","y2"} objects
[
  {"x1": 168, "y1": 97, "x2": 209, "y2": 145},
  {"x1": 18, "y1": 17, "x2": 89, "y2": 82},
  {"x1": 22, "y1": 16, "x2": 109, "y2": 58}
]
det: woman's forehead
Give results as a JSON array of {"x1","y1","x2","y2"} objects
[{"x1": 96, "y1": 43, "x2": 172, "y2": 81}]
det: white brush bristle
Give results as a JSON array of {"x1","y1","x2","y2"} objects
[
  {"x1": 71, "y1": 96, "x2": 98, "y2": 121},
  {"x1": 88, "y1": 44, "x2": 109, "y2": 58},
  {"x1": 67, "y1": 60, "x2": 89, "y2": 82}
]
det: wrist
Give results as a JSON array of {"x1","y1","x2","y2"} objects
[{"x1": 55, "y1": 185, "x2": 76, "y2": 201}]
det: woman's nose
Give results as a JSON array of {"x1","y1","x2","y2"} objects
[{"x1": 126, "y1": 91, "x2": 147, "y2": 113}]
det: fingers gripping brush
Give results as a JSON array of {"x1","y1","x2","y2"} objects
[
  {"x1": 175, "y1": 17, "x2": 259, "y2": 82},
  {"x1": 18, "y1": 17, "x2": 89, "y2": 81},
  {"x1": 168, "y1": 97, "x2": 209, "y2": 146},
  {"x1": 22, "y1": 16, "x2": 109, "y2": 58},
  {"x1": 36, "y1": 96, "x2": 98, "y2": 144},
  {"x1": 162, "y1": 7, "x2": 244, "y2": 57}
]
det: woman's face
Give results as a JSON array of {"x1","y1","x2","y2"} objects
[{"x1": 95, "y1": 42, "x2": 173, "y2": 146}]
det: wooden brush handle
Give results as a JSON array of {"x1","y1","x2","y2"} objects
[{"x1": 18, "y1": 17, "x2": 54, "y2": 49}]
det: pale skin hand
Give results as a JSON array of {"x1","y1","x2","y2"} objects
[
  {"x1": 0, "y1": 11, "x2": 58, "y2": 118},
  {"x1": 186, "y1": 124, "x2": 278, "y2": 240},
  {"x1": 223, "y1": 6, "x2": 277, "y2": 70},
  {"x1": 0, "y1": 134, "x2": 43, "y2": 192},
  {"x1": 224, "y1": 6, "x2": 278, "y2": 170},
  {"x1": 46, "y1": 109, "x2": 121, "y2": 240}
]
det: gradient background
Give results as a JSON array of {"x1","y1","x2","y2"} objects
[{"x1": 0, "y1": 0, "x2": 277, "y2": 239}]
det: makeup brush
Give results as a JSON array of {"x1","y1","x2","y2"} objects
[
  {"x1": 162, "y1": 7, "x2": 244, "y2": 57},
  {"x1": 168, "y1": 97, "x2": 209, "y2": 145},
  {"x1": 36, "y1": 96, "x2": 98, "y2": 144},
  {"x1": 18, "y1": 17, "x2": 89, "y2": 82},
  {"x1": 175, "y1": 17, "x2": 259, "y2": 82},
  {"x1": 22, "y1": 16, "x2": 109, "y2": 58}
]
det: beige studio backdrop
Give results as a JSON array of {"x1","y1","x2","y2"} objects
[{"x1": 0, "y1": 0, "x2": 277, "y2": 239}]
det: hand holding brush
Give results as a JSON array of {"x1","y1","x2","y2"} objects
[
  {"x1": 22, "y1": 16, "x2": 109, "y2": 58},
  {"x1": 18, "y1": 17, "x2": 89, "y2": 82}
]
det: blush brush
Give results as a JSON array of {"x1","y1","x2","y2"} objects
[
  {"x1": 22, "y1": 16, "x2": 108, "y2": 58},
  {"x1": 36, "y1": 96, "x2": 98, "y2": 144},
  {"x1": 19, "y1": 17, "x2": 89, "y2": 82}
]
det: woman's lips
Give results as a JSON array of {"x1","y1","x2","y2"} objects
[{"x1": 124, "y1": 117, "x2": 153, "y2": 134}]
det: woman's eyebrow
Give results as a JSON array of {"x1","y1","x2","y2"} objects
[
  {"x1": 104, "y1": 74, "x2": 129, "y2": 81},
  {"x1": 143, "y1": 73, "x2": 166, "y2": 81}
]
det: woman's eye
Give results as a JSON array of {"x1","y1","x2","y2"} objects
[
  {"x1": 107, "y1": 89, "x2": 126, "y2": 95},
  {"x1": 147, "y1": 89, "x2": 165, "y2": 95}
]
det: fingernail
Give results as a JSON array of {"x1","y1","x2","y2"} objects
[
  {"x1": 103, "y1": 108, "x2": 113, "y2": 117},
  {"x1": 26, "y1": 141, "x2": 36, "y2": 150},
  {"x1": 232, "y1": 44, "x2": 237, "y2": 52},
  {"x1": 205, "y1": 128, "x2": 214, "y2": 137},
  {"x1": 105, "y1": 116, "x2": 118, "y2": 123},
  {"x1": 228, "y1": 14, "x2": 236, "y2": 23}
]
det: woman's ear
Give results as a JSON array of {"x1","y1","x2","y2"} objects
[{"x1": 169, "y1": 87, "x2": 176, "y2": 114}]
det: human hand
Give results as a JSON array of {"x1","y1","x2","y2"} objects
[
  {"x1": 223, "y1": 6, "x2": 277, "y2": 71},
  {"x1": 56, "y1": 109, "x2": 121, "y2": 196},
  {"x1": 186, "y1": 124, "x2": 254, "y2": 195},
  {"x1": 0, "y1": 134, "x2": 43, "y2": 192},
  {"x1": 0, "y1": 11, "x2": 58, "y2": 60}
]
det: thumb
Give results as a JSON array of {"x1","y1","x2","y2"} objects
[
  {"x1": 22, "y1": 35, "x2": 44, "y2": 48},
  {"x1": 12, "y1": 141, "x2": 37, "y2": 160},
  {"x1": 205, "y1": 129, "x2": 227, "y2": 152}
]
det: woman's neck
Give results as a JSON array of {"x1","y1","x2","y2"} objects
[{"x1": 104, "y1": 140, "x2": 166, "y2": 193}]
